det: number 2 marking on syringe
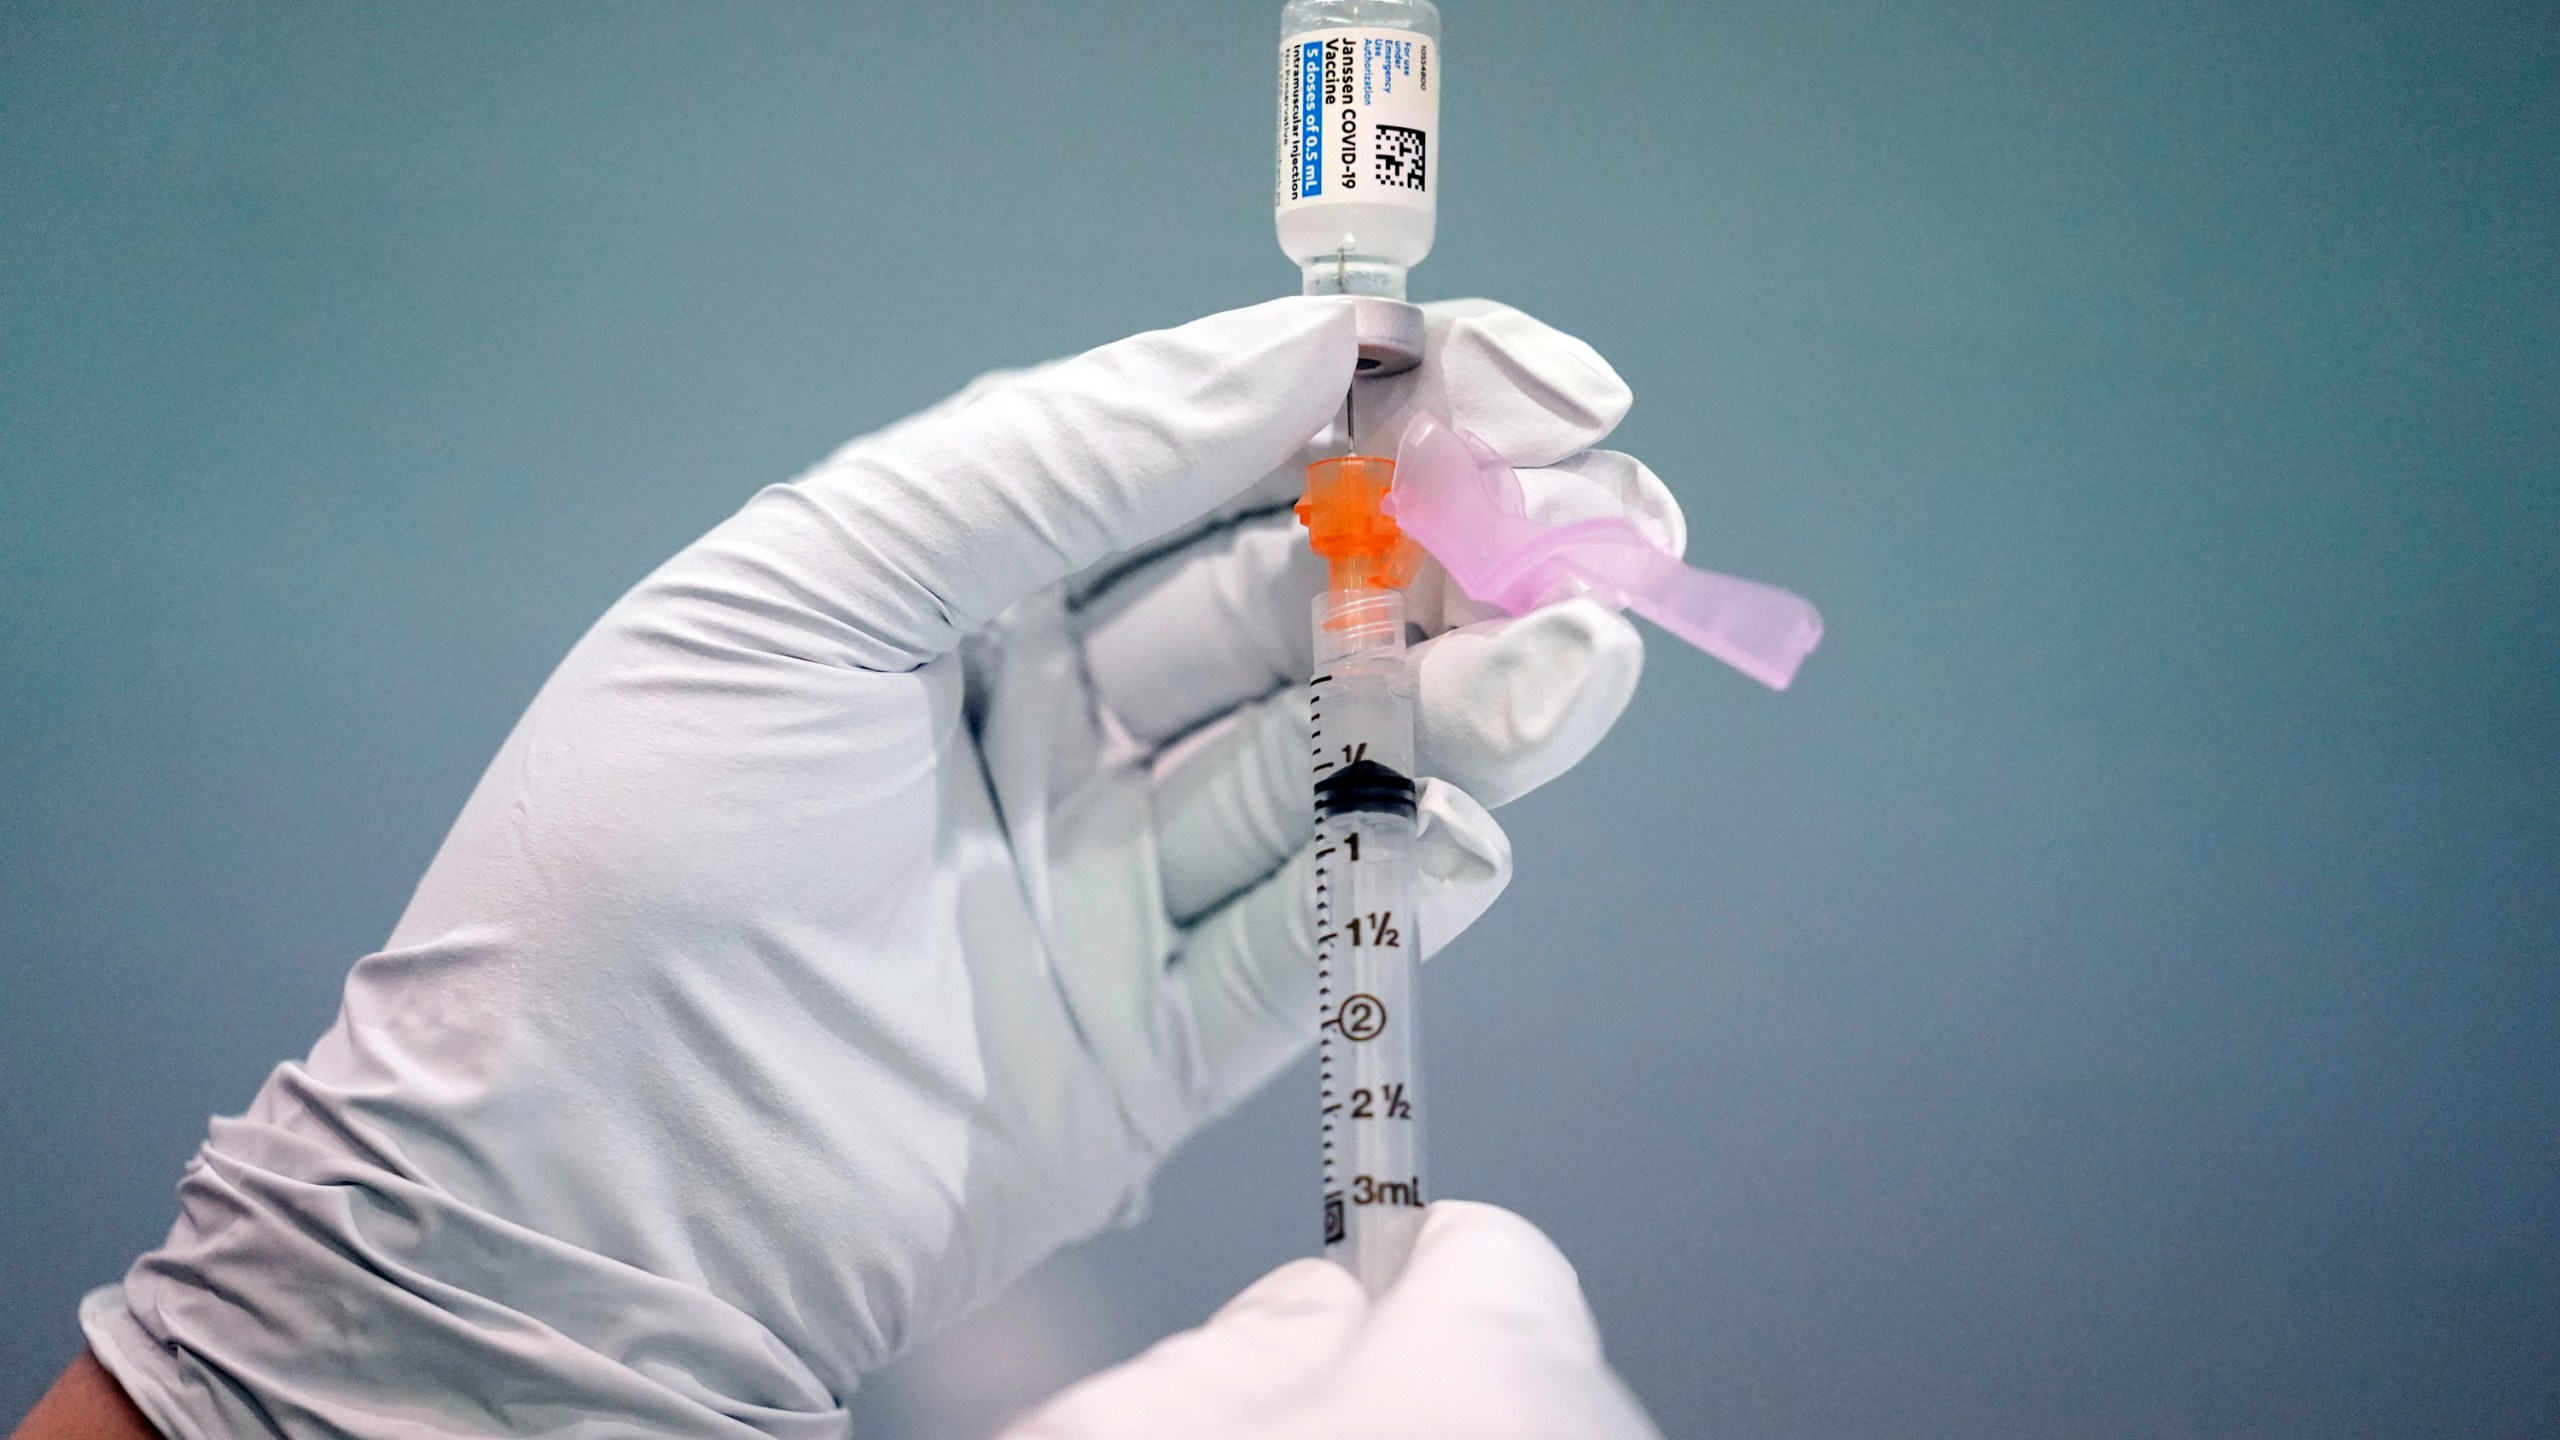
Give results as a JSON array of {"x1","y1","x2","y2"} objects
[{"x1": 1330, "y1": 993, "x2": 1388, "y2": 1041}]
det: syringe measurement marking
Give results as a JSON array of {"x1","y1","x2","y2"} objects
[
  {"x1": 1310, "y1": 668, "x2": 1419, "y2": 1248},
  {"x1": 1349, "y1": 1174, "x2": 1423, "y2": 1207},
  {"x1": 1348, "y1": 1084, "x2": 1410, "y2": 1118},
  {"x1": 1312, "y1": 654, "x2": 1339, "y2": 1216}
]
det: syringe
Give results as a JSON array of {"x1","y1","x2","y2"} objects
[
  {"x1": 1270, "y1": 0, "x2": 1824, "y2": 1296},
  {"x1": 1298, "y1": 429, "x2": 1428, "y2": 1293},
  {"x1": 1278, "y1": 0, "x2": 1441, "y2": 1293}
]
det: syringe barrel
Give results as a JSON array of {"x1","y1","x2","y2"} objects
[
  {"x1": 1310, "y1": 588, "x2": 1427, "y2": 1291},
  {"x1": 1275, "y1": 0, "x2": 1441, "y2": 299}
]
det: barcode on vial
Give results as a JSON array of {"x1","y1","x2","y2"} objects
[{"x1": 1375, "y1": 124, "x2": 1426, "y2": 190}]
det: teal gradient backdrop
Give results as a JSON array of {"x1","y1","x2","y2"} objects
[{"x1": 4, "y1": 2, "x2": 2554, "y2": 1435}]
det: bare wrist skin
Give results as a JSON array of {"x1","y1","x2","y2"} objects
[{"x1": 11, "y1": 1354, "x2": 158, "y2": 1440}]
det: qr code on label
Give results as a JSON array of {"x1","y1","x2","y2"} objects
[{"x1": 1376, "y1": 124, "x2": 1427, "y2": 190}]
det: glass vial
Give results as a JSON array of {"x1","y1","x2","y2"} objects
[{"x1": 1275, "y1": 0, "x2": 1442, "y2": 299}]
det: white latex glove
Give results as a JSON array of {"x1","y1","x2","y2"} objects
[
  {"x1": 83, "y1": 297, "x2": 1688, "y2": 1440},
  {"x1": 1001, "y1": 1203, "x2": 1661, "y2": 1440}
]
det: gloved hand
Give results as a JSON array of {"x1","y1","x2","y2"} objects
[
  {"x1": 1001, "y1": 1203, "x2": 1662, "y2": 1440},
  {"x1": 83, "y1": 297, "x2": 1689, "y2": 1439}
]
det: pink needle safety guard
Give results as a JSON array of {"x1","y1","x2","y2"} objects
[{"x1": 1385, "y1": 411, "x2": 1827, "y2": 691}]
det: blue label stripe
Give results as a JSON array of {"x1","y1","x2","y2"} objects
[{"x1": 1300, "y1": 41, "x2": 1323, "y2": 197}]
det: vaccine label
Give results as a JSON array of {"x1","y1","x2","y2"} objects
[{"x1": 1276, "y1": 28, "x2": 1436, "y2": 213}]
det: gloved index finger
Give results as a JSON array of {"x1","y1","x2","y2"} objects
[
  {"x1": 1352, "y1": 299, "x2": 1633, "y2": 469},
  {"x1": 691, "y1": 296, "x2": 1359, "y2": 672}
]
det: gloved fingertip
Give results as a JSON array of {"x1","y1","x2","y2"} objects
[
  {"x1": 1417, "y1": 780, "x2": 1507, "y2": 880},
  {"x1": 1001, "y1": 1254, "x2": 1367, "y2": 1438},
  {"x1": 1211, "y1": 1256, "x2": 1370, "y2": 1330},
  {"x1": 1416, "y1": 599, "x2": 1644, "y2": 808},
  {"x1": 1414, "y1": 779, "x2": 1510, "y2": 956},
  {"x1": 1374, "y1": 1200, "x2": 1606, "y2": 1360},
  {"x1": 1241, "y1": 293, "x2": 1364, "y2": 375},
  {"x1": 1515, "y1": 450, "x2": 1689, "y2": 560},
  {"x1": 1419, "y1": 300, "x2": 1633, "y2": 467},
  {"x1": 1411, "y1": 1198, "x2": 1563, "y2": 1260}
]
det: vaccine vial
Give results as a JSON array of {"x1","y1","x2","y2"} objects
[{"x1": 1276, "y1": 0, "x2": 1441, "y2": 301}]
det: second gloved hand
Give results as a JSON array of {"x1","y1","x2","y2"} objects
[
  {"x1": 88, "y1": 296, "x2": 1688, "y2": 1439},
  {"x1": 1000, "y1": 1203, "x2": 1663, "y2": 1440}
]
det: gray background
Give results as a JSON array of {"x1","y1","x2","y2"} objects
[{"x1": 4, "y1": 1, "x2": 2554, "y2": 1435}]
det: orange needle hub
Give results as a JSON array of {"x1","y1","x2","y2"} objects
[{"x1": 1297, "y1": 455, "x2": 1423, "y2": 596}]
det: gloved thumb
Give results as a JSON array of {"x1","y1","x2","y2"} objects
[
  {"x1": 1358, "y1": 1202, "x2": 1606, "y2": 1359},
  {"x1": 1311, "y1": 1201, "x2": 1665, "y2": 1439},
  {"x1": 686, "y1": 298, "x2": 1358, "y2": 671},
  {"x1": 998, "y1": 1258, "x2": 1368, "y2": 1440},
  {"x1": 998, "y1": 1204, "x2": 1662, "y2": 1440}
]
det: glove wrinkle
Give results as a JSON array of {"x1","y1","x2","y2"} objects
[
  {"x1": 1161, "y1": 850, "x2": 1322, "y2": 1119},
  {"x1": 973, "y1": 594, "x2": 1079, "y2": 924},
  {"x1": 665, "y1": 484, "x2": 964, "y2": 674},
  {"x1": 1081, "y1": 519, "x2": 1319, "y2": 748},
  {"x1": 89, "y1": 1077, "x2": 844, "y2": 1440},
  {"x1": 1063, "y1": 497, "x2": 1299, "y2": 613},
  {"x1": 1042, "y1": 766, "x2": 1196, "y2": 1155},
  {"x1": 1151, "y1": 688, "x2": 1308, "y2": 923}
]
